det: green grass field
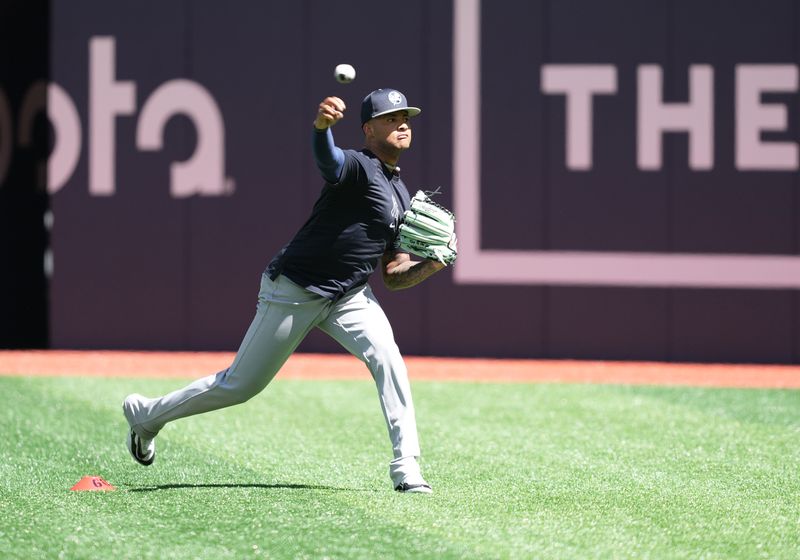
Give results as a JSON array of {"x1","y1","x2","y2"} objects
[{"x1": 0, "y1": 375, "x2": 798, "y2": 559}]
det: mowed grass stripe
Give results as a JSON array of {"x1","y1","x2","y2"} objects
[
  {"x1": 0, "y1": 377, "x2": 480, "y2": 559},
  {"x1": 0, "y1": 376, "x2": 798, "y2": 559},
  {"x1": 419, "y1": 382, "x2": 799, "y2": 558}
]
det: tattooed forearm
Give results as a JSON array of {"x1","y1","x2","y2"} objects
[{"x1": 383, "y1": 259, "x2": 446, "y2": 291}]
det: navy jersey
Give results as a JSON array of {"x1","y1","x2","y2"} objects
[{"x1": 267, "y1": 149, "x2": 411, "y2": 299}]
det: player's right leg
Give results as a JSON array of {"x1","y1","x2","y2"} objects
[{"x1": 122, "y1": 274, "x2": 329, "y2": 465}]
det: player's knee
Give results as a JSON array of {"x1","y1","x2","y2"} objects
[
  {"x1": 364, "y1": 343, "x2": 404, "y2": 373},
  {"x1": 223, "y1": 377, "x2": 267, "y2": 405},
  {"x1": 228, "y1": 390, "x2": 256, "y2": 405}
]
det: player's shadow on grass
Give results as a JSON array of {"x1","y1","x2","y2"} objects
[{"x1": 127, "y1": 482, "x2": 367, "y2": 493}]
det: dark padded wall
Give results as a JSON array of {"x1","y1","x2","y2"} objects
[
  {"x1": 0, "y1": 1, "x2": 50, "y2": 348},
  {"x1": 16, "y1": 0, "x2": 797, "y2": 363}
]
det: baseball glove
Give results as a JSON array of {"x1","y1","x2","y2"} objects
[{"x1": 397, "y1": 190, "x2": 457, "y2": 265}]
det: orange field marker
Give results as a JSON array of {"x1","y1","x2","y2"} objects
[{"x1": 70, "y1": 476, "x2": 116, "y2": 491}]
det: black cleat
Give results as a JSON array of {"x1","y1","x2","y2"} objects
[
  {"x1": 126, "y1": 427, "x2": 155, "y2": 466},
  {"x1": 123, "y1": 394, "x2": 156, "y2": 466},
  {"x1": 395, "y1": 481, "x2": 433, "y2": 494}
]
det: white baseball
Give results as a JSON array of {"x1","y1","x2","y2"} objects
[{"x1": 334, "y1": 64, "x2": 356, "y2": 84}]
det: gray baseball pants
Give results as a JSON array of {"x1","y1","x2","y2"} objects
[{"x1": 124, "y1": 273, "x2": 424, "y2": 485}]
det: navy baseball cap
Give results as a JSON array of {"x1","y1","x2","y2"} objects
[{"x1": 360, "y1": 89, "x2": 421, "y2": 125}]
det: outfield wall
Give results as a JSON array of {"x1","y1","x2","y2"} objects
[
  {"x1": 1, "y1": 0, "x2": 799, "y2": 363},
  {"x1": 0, "y1": 1, "x2": 50, "y2": 349}
]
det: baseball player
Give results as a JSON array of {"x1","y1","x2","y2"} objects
[{"x1": 123, "y1": 88, "x2": 450, "y2": 493}]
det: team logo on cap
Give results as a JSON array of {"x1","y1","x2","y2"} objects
[{"x1": 388, "y1": 91, "x2": 403, "y2": 106}]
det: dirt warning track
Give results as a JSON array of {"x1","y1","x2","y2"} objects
[{"x1": 0, "y1": 350, "x2": 798, "y2": 389}]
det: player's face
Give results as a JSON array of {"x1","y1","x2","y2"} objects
[{"x1": 367, "y1": 111, "x2": 412, "y2": 151}]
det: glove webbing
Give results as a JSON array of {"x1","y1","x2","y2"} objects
[
  {"x1": 398, "y1": 223, "x2": 452, "y2": 246},
  {"x1": 402, "y1": 210, "x2": 453, "y2": 238}
]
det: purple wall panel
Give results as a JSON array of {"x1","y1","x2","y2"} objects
[
  {"x1": 185, "y1": 2, "x2": 307, "y2": 349},
  {"x1": 429, "y1": 285, "x2": 546, "y2": 359},
  {"x1": 793, "y1": 3, "x2": 800, "y2": 364},
  {"x1": 671, "y1": 290, "x2": 796, "y2": 364},
  {"x1": 479, "y1": 0, "x2": 546, "y2": 251},
  {"x1": 536, "y1": 1, "x2": 675, "y2": 360},
  {"x1": 417, "y1": 1, "x2": 530, "y2": 359},
  {"x1": 668, "y1": 1, "x2": 798, "y2": 362},
  {"x1": 670, "y1": 0, "x2": 797, "y2": 255},
  {"x1": 545, "y1": 0, "x2": 672, "y2": 252},
  {"x1": 50, "y1": 2, "x2": 189, "y2": 348},
  {"x1": 434, "y1": 0, "x2": 551, "y2": 358},
  {"x1": 548, "y1": 288, "x2": 670, "y2": 361},
  {"x1": 40, "y1": 0, "x2": 800, "y2": 363}
]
